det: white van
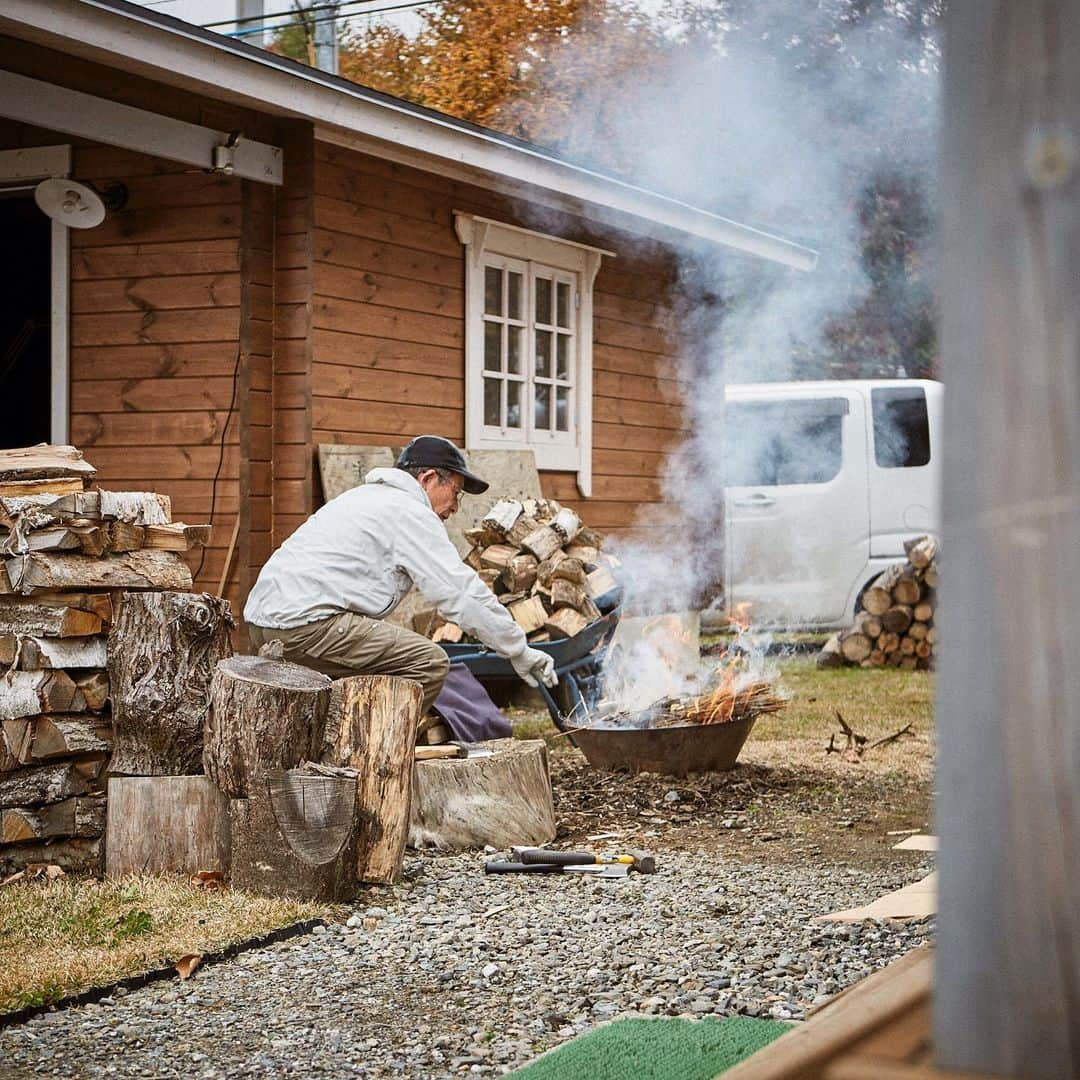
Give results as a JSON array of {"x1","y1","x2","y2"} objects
[{"x1": 723, "y1": 379, "x2": 942, "y2": 629}]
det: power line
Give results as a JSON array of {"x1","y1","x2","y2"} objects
[
  {"x1": 203, "y1": 1, "x2": 365, "y2": 29},
  {"x1": 219, "y1": 0, "x2": 437, "y2": 36}
]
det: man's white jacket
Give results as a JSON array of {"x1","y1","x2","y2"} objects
[{"x1": 243, "y1": 468, "x2": 530, "y2": 659}]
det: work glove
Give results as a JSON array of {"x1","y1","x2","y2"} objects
[{"x1": 511, "y1": 646, "x2": 558, "y2": 688}]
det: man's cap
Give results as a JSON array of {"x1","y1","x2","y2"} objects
[{"x1": 397, "y1": 436, "x2": 489, "y2": 495}]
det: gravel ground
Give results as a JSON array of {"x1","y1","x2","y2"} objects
[{"x1": 0, "y1": 848, "x2": 933, "y2": 1079}]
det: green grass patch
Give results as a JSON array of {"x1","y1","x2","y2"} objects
[{"x1": 0, "y1": 874, "x2": 334, "y2": 1015}]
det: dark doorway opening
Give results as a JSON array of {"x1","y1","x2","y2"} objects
[{"x1": 0, "y1": 196, "x2": 51, "y2": 449}]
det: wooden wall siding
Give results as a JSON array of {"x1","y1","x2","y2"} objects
[
  {"x1": 311, "y1": 142, "x2": 687, "y2": 535},
  {"x1": 65, "y1": 143, "x2": 245, "y2": 613},
  {"x1": 236, "y1": 180, "x2": 276, "y2": 628},
  {"x1": 272, "y1": 122, "x2": 316, "y2": 542}
]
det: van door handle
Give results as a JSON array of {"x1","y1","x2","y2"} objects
[{"x1": 731, "y1": 493, "x2": 776, "y2": 507}]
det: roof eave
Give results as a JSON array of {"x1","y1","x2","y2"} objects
[{"x1": 0, "y1": 0, "x2": 817, "y2": 271}]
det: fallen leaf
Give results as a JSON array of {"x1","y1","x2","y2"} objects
[
  {"x1": 190, "y1": 870, "x2": 226, "y2": 890},
  {"x1": 24, "y1": 863, "x2": 65, "y2": 881},
  {"x1": 1, "y1": 871, "x2": 25, "y2": 887},
  {"x1": 175, "y1": 954, "x2": 203, "y2": 980},
  {"x1": 362, "y1": 917, "x2": 379, "y2": 930}
]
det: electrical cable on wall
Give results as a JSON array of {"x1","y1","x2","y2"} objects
[{"x1": 194, "y1": 342, "x2": 242, "y2": 582}]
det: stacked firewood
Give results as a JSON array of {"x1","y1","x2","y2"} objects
[
  {"x1": 0, "y1": 444, "x2": 210, "y2": 876},
  {"x1": 416, "y1": 498, "x2": 618, "y2": 645},
  {"x1": 818, "y1": 536, "x2": 939, "y2": 671}
]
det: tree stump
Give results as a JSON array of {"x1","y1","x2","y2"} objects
[
  {"x1": 322, "y1": 675, "x2": 422, "y2": 885},
  {"x1": 204, "y1": 656, "x2": 332, "y2": 798},
  {"x1": 108, "y1": 591, "x2": 234, "y2": 776},
  {"x1": 409, "y1": 738, "x2": 556, "y2": 850},
  {"x1": 230, "y1": 765, "x2": 358, "y2": 902},
  {"x1": 105, "y1": 776, "x2": 231, "y2": 876}
]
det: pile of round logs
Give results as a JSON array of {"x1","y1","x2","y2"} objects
[{"x1": 818, "y1": 536, "x2": 938, "y2": 671}]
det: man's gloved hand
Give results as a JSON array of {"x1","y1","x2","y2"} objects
[{"x1": 510, "y1": 646, "x2": 558, "y2": 688}]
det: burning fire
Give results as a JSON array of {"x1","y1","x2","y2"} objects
[{"x1": 728, "y1": 601, "x2": 754, "y2": 632}]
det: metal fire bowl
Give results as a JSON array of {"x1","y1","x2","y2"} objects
[{"x1": 572, "y1": 717, "x2": 757, "y2": 777}]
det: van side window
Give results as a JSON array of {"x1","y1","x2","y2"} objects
[
  {"x1": 872, "y1": 387, "x2": 930, "y2": 468},
  {"x1": 726, "y1": 398, "x2": 847, "y2": 486}
]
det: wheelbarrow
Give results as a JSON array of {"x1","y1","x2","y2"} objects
[{"x1": 440, "y1": 604, "x2": 620, "y2": 734}]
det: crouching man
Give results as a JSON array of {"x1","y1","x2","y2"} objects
[{"x1": 244, "y1": 435, "x2": 557, "y2": 711}]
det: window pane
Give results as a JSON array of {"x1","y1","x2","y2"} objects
[
  {"x1": 507, "y1": 326, "x2": 522, "y2": 374},
  {"x1": 507, "y1": 272, "x2": 523, "y2": 320},
  {"x1": 534, "y1": 384, "x2": 551, "y2": 431},
  {"x1": 556, "y1": 334, "x2": 570, "y2": 381},
  {"x1": 536, "y1": 277, "x2": 552, "y2": 325},
  {"x1": 725, "y1": 400, "x2": 846, "y2": 486},
  {"x1": 484, "y1": 378, "x2": 501, "y2": 426},
  {"x1": 507, "y1": 381, "x2": 522, "y2": 429},
  {"x1": 535, "y1": 330, "x2": 551, "y2": 378},
  {"x1": 556, "y1": 281, "x2": 571, "y2": 328},
  {"x1": 555, "y1": 386, "x2": 570, "y2": 432},
  {"x1": 484, "y1": 266, "x2": 502, "y2": 316},
  {"x1": 484, "y1": 321, "x2": 502, "y2": 372},
  {"x1": 872, "y1": 388, "x2": 930, "y2": 468}
]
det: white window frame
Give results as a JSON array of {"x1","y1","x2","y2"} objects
[
  {"x1": 0, "y1": 145, "x2": 71, "y2": 443},
  {"x1": 455, "y1": 211, "x2": 613, "y2": 498}
]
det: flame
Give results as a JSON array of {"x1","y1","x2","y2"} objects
[{"x1": 728, "y1": 601, "x2": 753, "y2": 632}]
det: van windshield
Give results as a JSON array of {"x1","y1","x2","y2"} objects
[{"x1": 725, "y1": 398, "x2": 847, "y2": 487}]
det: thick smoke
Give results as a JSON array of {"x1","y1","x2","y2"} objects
[{"x1": 542, "y1": 4, "x2": 940, "y2": 710}]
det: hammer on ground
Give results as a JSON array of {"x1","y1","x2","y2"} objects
[{"x1": 512, "y1": 847, "x2": 657, "y2": 874}]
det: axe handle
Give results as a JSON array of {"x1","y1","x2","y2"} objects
[
  {"x1": 484, "y1": 861, "x2": 565, "y2": 874},
  {"x1": 518, "y1": 849, "x2": 595, "y2": 867}
]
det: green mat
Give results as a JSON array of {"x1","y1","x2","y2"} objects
[{"x1": 508, "y1": 1017, "x2": 791, "y2": 1080}]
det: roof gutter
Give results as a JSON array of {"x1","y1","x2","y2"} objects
[{"x1": 0, "y1": 0, "x2": 817, "y2": 272}]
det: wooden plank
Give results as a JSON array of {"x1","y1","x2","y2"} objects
[
  {"x1": 71, "y1": 377, "x2": 237, "y2": 414},
  {"x1": 82, "y1": 203, "x2": 241, "y2": 247},
  {"x1": 312, "y1": 399, "x2": 463, "y2": 439},
  {"x1": 71, "y1": 309, "x2": 240, "y2": 348},
  {"x1": 935, "y1": 5, "x2": 1080, "y2": 1075},
  {"x1": 71, "y1": 410, "x2": 237, "y2": 447},
  {"x1": 314, "y1": 194, "x2": 461, "y2": 257},
  {"x1": 71, "y1": 341, "x2": 242, "y2": 380},
  {"x1": 315, "y1": 262, "x2": 463, "y2": 317},
  {"x1": 722, "y1": 949, "x2": 932, "y2": 1080},
  {"x1": 594, "y1": 395, "x2": 683, "y2": 431},
  {"x1": 314, "y1": 228, "x2": 462, "y2": 288},
  {"x1": 0, "y1": 635, "x2": 107, "y2": 670},
  {"x1": 71, "y1": 274, "x2": 241, "y2": 314},
  {"x1": 312, "y1": 363, "x2": 464, "y2": 409},
  {"x1": 0, "y1": 600, "x2": 103, "y2": 638},
  {"x1": 72, "y1": 239, "x2": 240, "y2": 280},
  {"x1": 312, "y1": 328, "x2": 461, "y2": 378},
  {"x1": 313, "y1": 295, "x2": 462, "y2": 349},
  {"x1": 0, "y1": 446, "x2": 96, "y2": 484}
]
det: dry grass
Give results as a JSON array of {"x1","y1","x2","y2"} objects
[{"x1": 0, "y1": 874, "x2": 334, "y2": 1015}]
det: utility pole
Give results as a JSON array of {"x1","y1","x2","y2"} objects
[
  {"x1": 313, "y1": 2, "x2": 338, "y2": 75},
  {"x1": 236, "y1": 0, "x2": 264, "y2": 46},
  {"x1": 936, "y1": 2, "x2": 1080, "y2": 1077}
]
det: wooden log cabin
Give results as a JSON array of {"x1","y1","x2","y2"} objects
[{"x1": 0, "y1": 0, "x2": 814, "y2": 627}]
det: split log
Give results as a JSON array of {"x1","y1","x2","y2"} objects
[
  {"x1": 892, "y1": 572, "x2": 922, "y2": 606},
  {"x1": 586, "y1": 565, "x2": 618, "y2": 599},
  {"x1": 544, "y1": 607, "x2": 589, "y2": 639},
  {"x1": 464, "y1": 546, "x2": 484, "y2": 572},
  {"x1": 926, "y1": 626, "x2": 937, "y2": 646},
  {"x1": 479, "y1": 544, "x2": 518, "y2": 573},
  {"x1": 509, "y1": 596, "x2": 548, "y2": 634},
  {"x1": 0, "y1": 478, "x2": 85, "y2": 499},
  {"x1": 230, "y1": 766, "x2": 359, "y2": 901},
  {"x1": 1, "y1": 719, "x2": 30, "y2": 766},
  {"x1": 497, "y1": 591, "x2": 526, "y2": 606},
  {"x1": 861, "y1": 565, "x2": 905, "y2": 614},
  {"x1": 840, "y1": 633, "x2": 873, "y2": 663},
  {"x1": 204, "y1": 656, "x2": 331, "y2": 798},
  {"x1": 464, "y1": 525, "x2": 502, "y2": 548},
  {"x1": 431, "y1": 623, "x2": 463, "y2": 644},
  {"x1": 478, "y1": 569, "x2": 501, "y2": 591},
  {"x1": 107, "y1": 521, "x2": 145, "y2": 552},
  {"x1": 105, "y1": 776, "x2": 230, "y2": 877},
  {"x1": 0, "y1": 635, "x2": 106, "y2": 670},
  {"x1": 881, "y1": 605, "x2": 914, "y2": 635},
  {"x1": 551, "y1": 557, "x2": 587, "y2": 585},
  {"x1": 852, "y1": 611, "x2": 883, "y2": 639},
  {"x1": 30, "y1": 716, "x2": 111, "y2": 760},
  {"x1": 567, "y1": 544, "x2": 600, "y2": 567},
  {"x1": 320, "y1": 675, "x2": 422, "y2": 884},
  {"x1": 409, "y1": 738, "x2": 556, "y2": 850},
  {"x1": 520, "y1": 525, "x2": 563, "y2": 562},
  {"x1": 0, "y1": 760, "x2": 98, "y2": 808},
  {"x1": 501, "y1": 553, "x2": 538, "y2": 593},
  {"x1": 551, "y1": 578, "x2": 590, "y2": 611},
  {"x1": 816, "y1": 633, "x2": 844, "y2": 669},
  {"x1": 73, "y1": 672, "x2": 109, "y2": 711},
  {"x1": 550, "y1": 508, "x2": 581, "y2": 543},
  {"x1": 5, "y1": 550, "x2": 192, "y2": 594},
  {"x1": 108, "y1": 592, "x2": 234, "y2": 776},
  {"x1": 923, "y1": 563, "x2": 939, "y2": 589},
  {"x1": 0, "y1": 837, "x2": 102, "y2": 876},
  {"x1": 144, "y1": 523, "x2": 210, "y2": 551},
  {"x1": 1, "y1": 795, "x2": 106, "y2": 843},
  {"x1": 0, "y1": 599, "x2": 102, "y2": 638},
  {"x1": 907, "y1": 536, "x2": 938, "y2": 569},
  {"x1": 0, "y1": 445, "x2": 96, "y2": 484},
  {"x1": 98, "y1": 490, "x2": 171, "y2": 525},
  {"x1": 505, "y1": 514, "x2": 541, "y2": 548},
  {"x1": 0, "y1": 670, "x2": 83, "y2": 719},
  {"x1": 481, "y1": 500, "x2": 522, "y2": 535}
]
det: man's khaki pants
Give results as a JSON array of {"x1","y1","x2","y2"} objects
[{"x1": 248, "y1": 611, "x2": 450, "y2": 713}]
